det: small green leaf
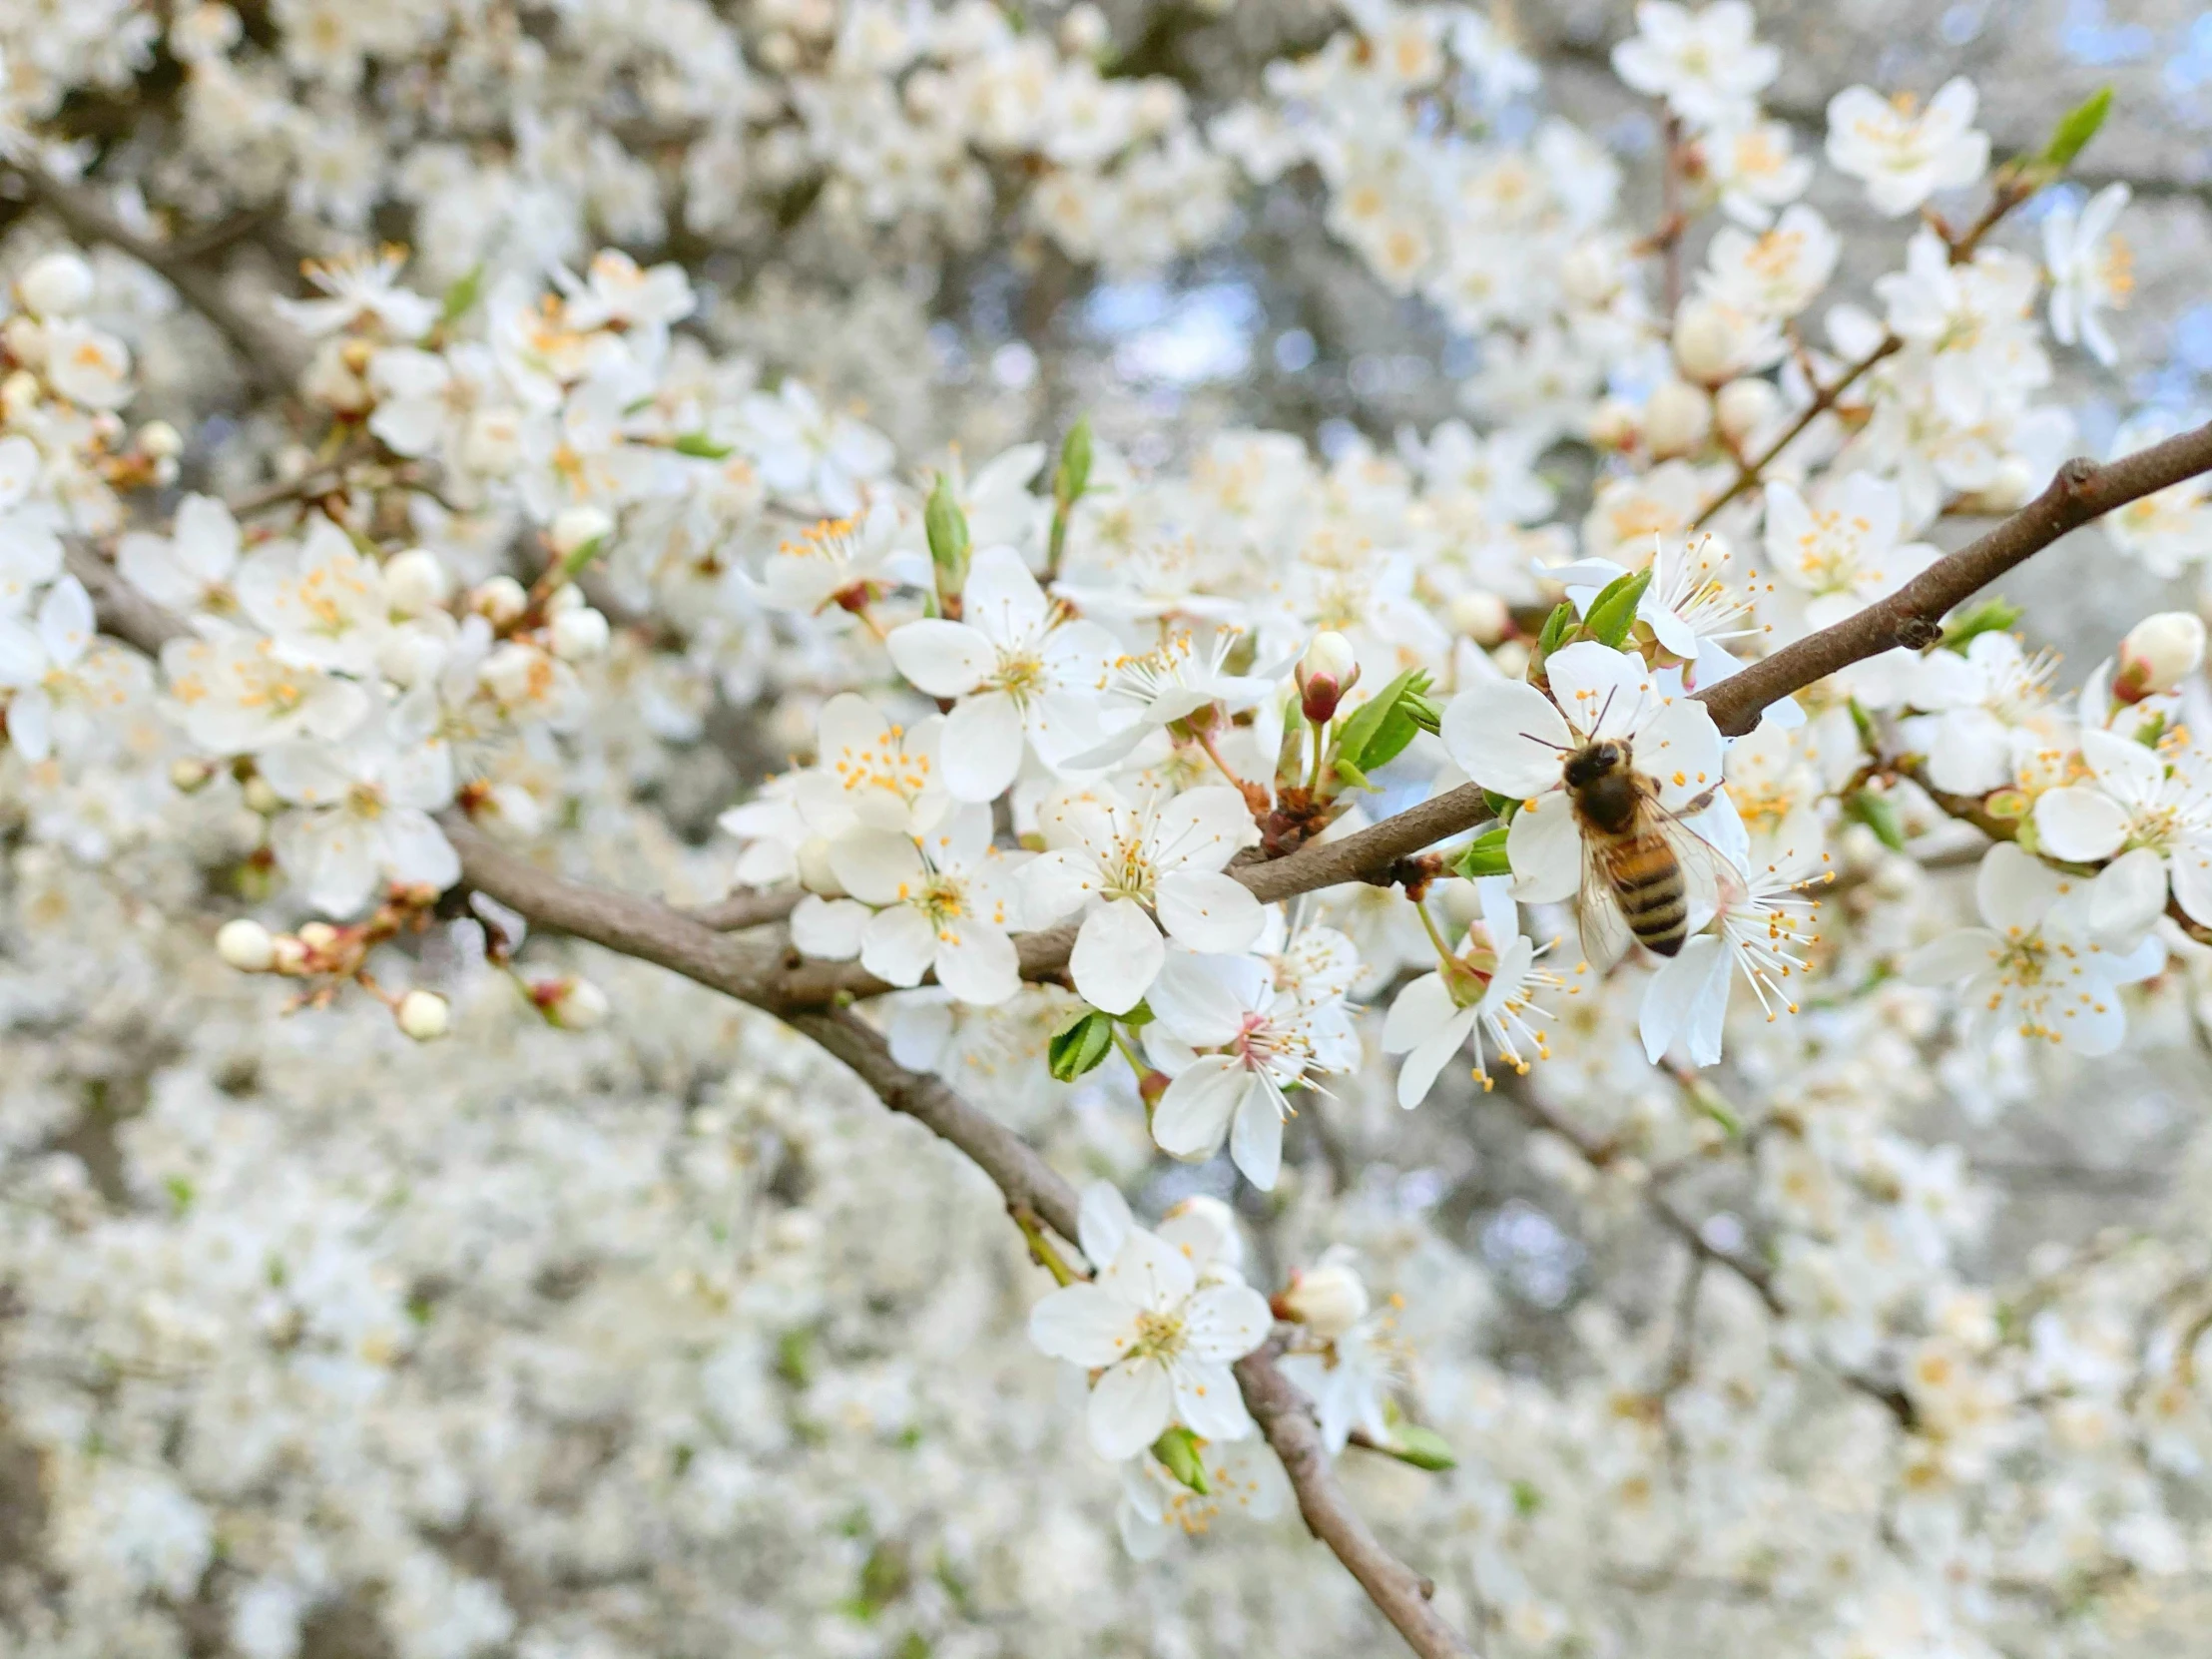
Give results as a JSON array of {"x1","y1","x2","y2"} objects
[
  {"x1": 1153, "y1": 1426, "x2": 1210, "y2": 1494},
  {"x1": 1846, "y1": 789, "x2": 1907, "y2": 852},
  {"x1": 925, "y1": 472, "x2": 971, "y2": 592},
  {"x1": 776, "y1": 1327, "x2": 814, "y2": 1388},
  {"x1": 1534, "y1": 600, "x2": 1578, "y2": 657},
  {"x1": 1453, "y1": 827, "x2": 1513, "y2": 879},
  {"x1": 1939, "y1": 595, "x2": 2022, "y2": 654},
  {"x1": 439, "y1": 263, "x2": 484, "y2": 324},
  {"x1": 673, "y1": 432, "x2": 734, "y2": 459},
  {"x1": 1482, "y1": 789, "x2": 1521, "y2": 822},
  {"x1": 1511, "y1": 1477, "x2": 1542, "y2": 1517},
  {"x1": 1332, "y1": 668, "x2": 1430, "y2": 777},
  {"x1": 1332, "y1": 755, "x2": 1377, "y2": 792},
  {"x1": 1401, "y1": 689, "x2": 1443, "y2": 735},
  {"x1": 164, "y1": 1174, "x2": 195, "y2": 1215},
  {"x1": 854, "y1": 1539, "x2": 911, "y2": 1618},
  {"x1": 1118, "y1": 1000, "x2": 1155, "y2": 1029},
  {"x1": 1047, "y1": 1009, "x2": 1115, "y2": 1082},
  {"x1": 1053, "y1": 415, "x2": 1093, "y2": 509},
  {"x1": 1583, "y1": 567, "x2": 1653, "y2": 650},
  {"x1": 1381, "y1": 1423, "x2": 1457, "y2": 1471},
  {"x1": 2040, "y1": 86, "x2": 2113, "y2": 170},
  {"x1": 1847, "y1": 697, "x2": 1877, "y2": 748}
]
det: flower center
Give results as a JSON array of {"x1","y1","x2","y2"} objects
[
  {"x1": 1129, "y1": 1308, "x2": 1188, "y2": 1363},
  {"x1": 991, "y1": 649, "x2": 1047, "y2": 703}
]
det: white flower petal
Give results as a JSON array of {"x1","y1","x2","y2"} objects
[
  {"x1": 1071, "y1": 897, "x2": 1165, "y2": 1014},
  {"x1": 1440, "y1": 679, "x2": 1570, "y2": 798}
]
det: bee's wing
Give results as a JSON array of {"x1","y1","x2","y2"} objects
[
  {"x1": 1576, "y1": 839, "x2": 1634, "y2": 972},
  {"x1": 1649, "y1": 799, "x2": 1749, "y2": 933}
]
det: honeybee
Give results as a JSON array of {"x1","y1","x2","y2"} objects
[{"x1": 1562, "y1": 737, "x2": 1742, "y2": 964}]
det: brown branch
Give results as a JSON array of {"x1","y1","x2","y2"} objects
[
  {"x1": 5, "y1": 165, "x2": 309, "y2": 393},
  {"x1": 1696, "y1": 419, "x2": 2212, "y2": 737},
  {"x1": 1691, "y1": 335, "x2": 1900, "y2": 529},
  {"x1": 67, "y1": 543, "x2": 191, "y2": 654},
  {"x1": 687, "y1": 887, "x2": 803, "y2": 929},
  {"x1": 1236, "y1": 1344, "x2": 1474, "y2": 1657}
]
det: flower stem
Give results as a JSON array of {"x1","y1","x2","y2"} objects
[
  {"x1": 1010, "y1": 1204, "x2": 1084, "y2": 1286},
  {"x1": 1197, "y1": 727, "x2": 1250, "y2": 792},
  {"x1": 1414, "y1": 899, "x2": 1457, "y2": 968}
]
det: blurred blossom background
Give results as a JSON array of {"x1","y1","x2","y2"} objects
[{"x1": 9, "y1": 2, "x2": 2212, "y2": 1657}]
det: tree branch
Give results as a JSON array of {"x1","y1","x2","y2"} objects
[
  {"x1": 5, "y1": 164, "x2": 309, "y2": 393},
  {"x1": 1696, "y1": 419, "x2": 2212, "y2": 737}
]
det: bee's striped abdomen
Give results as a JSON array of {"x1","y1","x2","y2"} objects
[{"x1": 1602, "y1": 831, "x2": 1689, "y2": 956}]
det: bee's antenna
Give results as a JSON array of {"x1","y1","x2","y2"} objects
[
  {"x1": 1594, "y1": 684, "x2": 1620, "y2": 736},
  {"x1": 1519, "y1": 731, "x2": 1569, "y2": 752}
]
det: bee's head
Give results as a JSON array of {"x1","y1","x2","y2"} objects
[{"x1": 1562, "y1": 740, "x2": 1628, "y2": 788}]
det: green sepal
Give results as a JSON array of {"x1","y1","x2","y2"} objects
[
  {"x1": 1052, "y1": 416, "x2": 1093, "y2": 509},
  {"x1": 1379, "y1": 1423, "x2": 1457, "y2": 1472},
  {"x1": 439, "y1": 263, "x2": 484, "y2": 324},
  {"x1": 674, "y1": 432, "x2": 735, "y2": 459}
]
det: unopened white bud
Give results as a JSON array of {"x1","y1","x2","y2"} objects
[
  {"x1": 1643, "y1": 380, "x2": 1713, "y2": 459},
  {"x1": 1299, "y1": 628, "x2": 1360, "y2": 723},
  {"x1": 538, "y1": 975, "x2": 610, "y2": 1030},
  {"x1": 1672, "y1": 299, "x2": 1742, "y2": 384},
  {"x1": 2, "y1": 316, "x2": 46, "y2": 369},
  {"x1": 1558, "y1": 241, "x2": 1621, "y2": 309},
  {"x1": 1282, "y1": 1258, "x2": 1371, "y2": 1340},
  {"x1": 296, "y1": 920, "x2": 339, "y2": 954},
  {"x1": 1059, "y1": 1, "x2": 1110, "y2": 53},
  {"x1": 470, "y1": 575, "x2": 529, "y2": 627},
  {"x1": 1714, "y1": 377, "x2": 1779, "y2": 445},
  {"x1": 216, "y1": 917, "x2": 276, "y2": 972},
  {"x1": 2118, "y1": 611, "x2": 2206, "y2": 700},
  {"x1": 551, "y1": 504, "x2": 613, "y2": 558},
  {"x1": 242, "y1": 776, "x2": 283, "y2": 816},
  {"x1": 270, "y1": 933, "x2": 311, "y2": 975},
  {"x1": 377, "y1": 626, "x2": 450, "y2": 688},
  {"x1": 1161, "y1": 1194, "x2": 1243, "y2": 1274},
  {"x1": 19, "y1": 252, "x2": 96, "y2": 317},
  {"x1": 1447, "y1": 590, "x2": 1510, "y2": 645},
  {"x1": 1587, "y1": 396, "x2": 1639, "y2": 451},
  {"x1": 382, "y1": 548, "x2": 450, "y2": 617},
  {"x1": 169, "y1": 756, "x2": 217, "y2": 793},
  {"x1": 136, "y1": 418, "x2": 184, "y2": 461},
  {"x1": 396, "y1": 989, "x2": 450, "y2": 1042},
  {"x1": 550, "y1": 605, "x2": 610, "y2": 661}
]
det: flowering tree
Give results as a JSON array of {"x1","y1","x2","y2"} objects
[{"x1": 7, "y1": 1, "x2": 2212, "y2": 1655}]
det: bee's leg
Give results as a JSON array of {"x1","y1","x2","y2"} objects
[{"x1": 1678, "y1": 786, "x2": 1721, "y2": 815}]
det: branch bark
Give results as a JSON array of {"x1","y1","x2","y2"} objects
[
  {"x1": 1695, "y1": 419, "x2": 2212, "y2": 737},
  {"x1": 6, "y1": 165, "x2": 309, "y2": 393}
]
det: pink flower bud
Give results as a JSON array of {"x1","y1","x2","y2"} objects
[
  {"x1": 1298, "y1": 630, "x2": 1360, "y2": 724},
  {"x1": 2116, "y1": 612, "x2": 2205, "y2": 702}
]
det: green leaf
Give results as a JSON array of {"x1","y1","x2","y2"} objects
[
  {"x1": 439, "y1": 263, "x2": 484, "y2": 324},
  {"x1": 164, "y1": 1174, "x2": 195, "y2": 1215},
  {"x1": 924, "y1": 472, "x2": 971, "y2": 591},
  {"x1": 1846, "y1": 788, "x2": 1907, "y2": 852},
  {"x1": 1047, "y1": 1010, "x2": 1115, "y2": 1082},
  {"x1": 1381, "y1": 1423, "x2": 1457, "y2": 1471},
  {"x1": 1939, "y1": 595, "x2": 2021, "y2": 654},
  {"x1": 1582, "y1": 567, "x2": 1653, "y2": 650},
  {"x1": 1152, "y1": 1426, "x2": 1210, "y2": 1494},
  {"x1": 854, "y1": 1539, "x2": 912, "y2": 1618},
  {"x1": 1332, "y1": 755, "x2": 1376, "y2": 793},
  {"x1": 1053, "y1": 415, "x2": 1093, "y2": 509},
  {"x1": 1117, "y1": 1000, "x2": 1155, "y2": 1029},
  {"x1": 2039, "y1": 86, "x2": 2113, "y2": 170},
  {"x1": 1452, "y1": 827, "x2": 1513, "y2": 879},
  {"x1": 1332, "y1": 668, "x2": 1430, "y2": 777},
  {"x1": 1482, "y1": 790, "x2": 1521, "y2": 822},
  {"x1": 673, "y1": 432, "x2": 734, "y2": 459},
  {"x1": 1401, "y1": 688, "x2": 1443, "y2": 736},
  {"x1": 776, "y1": 1327, "x2": 814, "y2": 1388},
  {"x1": 1847, "y1": 697, "x2": 1877, "y2": 748},
  {"x1": 1511, "y1": 1478, "x2": 1542, "y2": 1517},
  {"x1": 1534, "y1": 600, "x2": 1578, "y2": 658}
]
